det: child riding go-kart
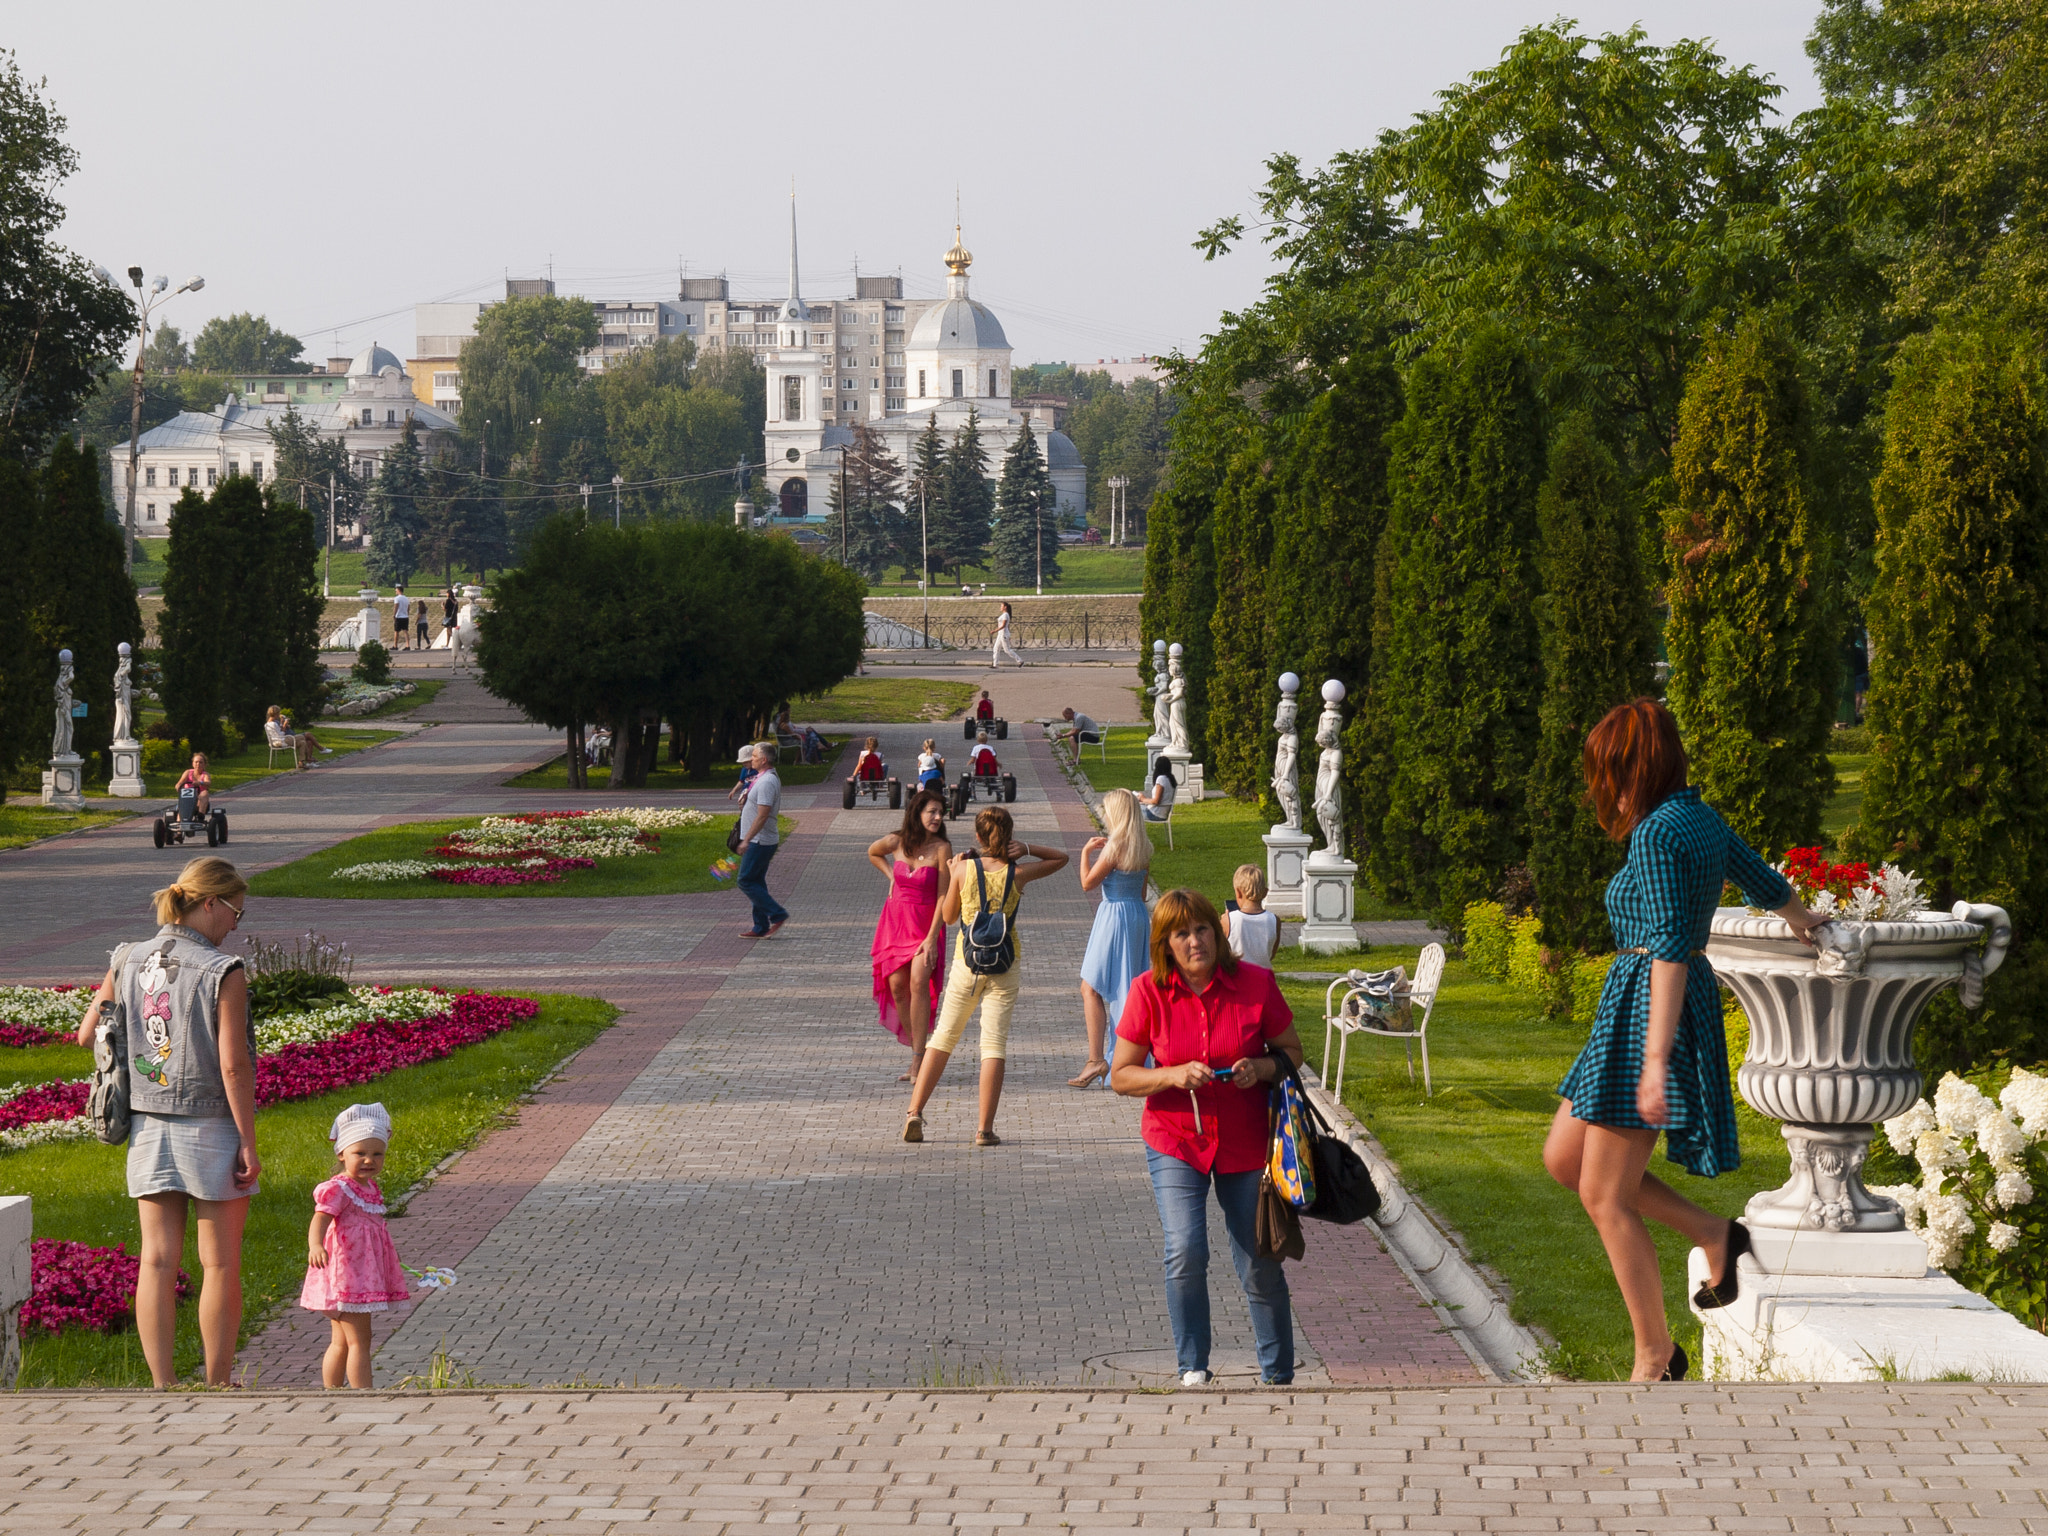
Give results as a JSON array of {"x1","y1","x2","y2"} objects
[
  {"x1": 155, "y1": 786, "x2": 228, "y2": 849},
  {"x1": 950, "y1": 733, "x2": 1016, "y2": 814},
  {"x1": 963, "y1": 690, "x2": 1007, "y2": 741},
  {"x1": 842, "y1": 736, "x2": 902, "y2": 810}
]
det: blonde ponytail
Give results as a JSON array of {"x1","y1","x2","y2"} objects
[{"x1": 152, "y1": 857, "x2": 246, "y2": 926}]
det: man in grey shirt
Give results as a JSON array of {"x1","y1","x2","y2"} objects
[
  {"x1": 737, "y1": 743, "x2": 787, "y2": 936},
  {"x1": 1061, "y1": 706, "x2": 1101, "y2": 744}
]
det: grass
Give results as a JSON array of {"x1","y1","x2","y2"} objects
[
  {"x1": 860, "y1": 545, "x2": 1145, "y2": 597},
  {"x1": 132, "y1": 546, "x2": 441, "y2": 597},
  {"x1": 5, "y1": 992, "x2": 617, "y2": 1388},
  {"x1": 0, "y1": 801, "x2": 138, "y2": 851},
  {"x1": 246, "y1": 812, "x2": 792, "y2": 900},
  {"x1": 1824, "y1": 727, "x2": 1869, "y2": 854},
  {"x1": 506, "y1": 737, "x2": 847, "y2": 793},
  {"x1": 791, "y1": 677, "x2": 977, "y2": 725},
  {"x1": 1282, "y1": 961, "x2": 1792, "y2": 1381},
  {"x1": 142, "y1": 724, "x2": 399, "y2": 799},
  {"x1": 344, "y1": 677, "x2": 447, "y2": 721}
]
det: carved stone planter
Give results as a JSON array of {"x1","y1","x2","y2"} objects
[{"x1": 1705, "y1": 902, "x2": 2011, "y2": 1272}]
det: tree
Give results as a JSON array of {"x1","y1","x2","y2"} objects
[
  {"x1": 1367, "y1": 326, "x2": 1546, "y2": 934},
  {"x1": 192, "y1": 313, "x2": 307, "y2": 374},
  {"x1": 0, "y1": 53, "x2": 134, "y2": 459},
  {"x1": 366, "y1": 415, "x2": 427, "y2": 584},
  {"x1": 1525, "y1": 416, "x2": 1660, "y2": 960},
  {"x1": 1853, "y1": 321, "x2": 2048, "y2": 1068},
  {"x1": 0, "y1": 459, "x2": 34, "y2": 792},
  {"x1": 903, "y1": 412, "x2": 947, "y2": 582},
  {"x1": 1664, "y1": 314, "x2": 1838, "y2": 856},
  {"x1": 825, "y1": 421, "x2": 904, "y2": 580},
  {"x1": 934, "y1": 407, "x2": 993, "y2": 578},
  {"x1": 989, "y1": 420, "x2": 1060, "y2": 587},
  {"x1": 421, "y1": 462, "x2": 508, "y2": 583},
  {"x1": 156, "y1": 487, "x2": 231, "y2": 753},
  {"x1": 267, "y1": 404, "x2": 359, "y2": 543},
  {"x1": 143, "y1": 323, "x2": 189, "y2": 374},
  {"x1": 1202, "y1": 442, "x2": 1277, "y2": 798},
  {"x1": 457, "y1": 293, "x2": 601, "y2": 474}
]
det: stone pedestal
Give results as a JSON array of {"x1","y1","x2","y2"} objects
[
  {"x1": 1297, "y1": 852, "x2": 1358, "y2": 954},
  {"x1": 1182, "y1": 762, "x2": 1205, "y2": 800},
  {"x1": 41, "y1": 753, "x2": 84, "y2": 810},
  {"x1": 0, "y1": 1196, "x2": 26, "y2": 1387},
  {"x1": 1157, "y1": 746, "x2": 1192, "y2": 794},
  {"x1": 1262, "y1": 826, "x2": 1314, "y2": 919},
  {"x1": 1144, "y1": 735, "x2": 1168, "y2": 785},
  {"x1": 108, "y1": 738, "x2": 145, "y2": 798}
]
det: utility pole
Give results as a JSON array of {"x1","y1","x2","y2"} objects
[
  {"x1": 839, "y1": 446, "x2": 849, "y2": 568},
  {"x1": 121, "y1": 267, "x2": 204, "y2": 576},
  {"x1": 612, "y1": 473, "x2": 623, "y2": 528},
  {"x1": 326, "y1": 471, "x2": 335, "y2": 597},
  {"x1": 580, "y1": 481, "x2": 591, "y2": 518},
  {"x1": 921, "y1": 486, "x2": 930, "y2": 649},
  {"x1": 1106, "y1": 475, "x2": 1129, "y2": 546},
  {"x1": 1034, "y1": 490, "x2": 1043, "y2": 596}
]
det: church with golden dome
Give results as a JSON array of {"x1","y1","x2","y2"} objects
[{"x1": 760, "y1": 205, "x2": 1087, "y2": 523}]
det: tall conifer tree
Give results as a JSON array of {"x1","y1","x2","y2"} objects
[
  {"x1": 30, "y1": 437, "x2": 141, "y2": 779},
  {"x1": 825, "y1": 421, "x2": 905, "y2": 581},
  {"x1": 1664, "y1": 314, "x2": 1836, "y2": 855},
  {"x1": 366, "y1": 416, "x2": 427, "y2": 585},
  {"x1": 935, "y1": 407, "x2": 993, "y2": 578},
  {"x1": 1204, "y1": 443, "x2": 1278, "y2": 797},
  {"x1": 1526, "y1": 416, "x2": 1658, "y2": 959},
  {"x1": 903, "y1": 412, "x2": 947, "y2": 584},
  {"x1": 158, "y1": 487, "x2": 231, "y2": 753},
  {"x1": 990, "y1": 421, "x2": 1060, "y2": 586},
  {"x1": 1367, "y1": 325, "x2": 1545, "y2": 934},
  {"x1": 0, "y1": 459, "x2": 34, "y2": 793}
]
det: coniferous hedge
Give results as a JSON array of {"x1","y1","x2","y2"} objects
[
  {"x1": 1525, "y1": 416, "x2": 1658, "y2": 960},
  {"x1": 1664, "y1": 314, "x2": 1836, "y2": 857},
  {"x1": 1140, "y1": 477, "x2": 1217, "y2": 759},
  {"x1": 1204, "y1": 443, "x2": 1279, "y2": 797},
  {"x1": 1367, "y1": 325, "x2": 1546, "y2": 935},
  {"x1": 1854, "y1": 322, "x2": 2048, "y2": 1070},
  {"x1": 989, "y1": 422, "x2": 1059, "y2": 587}
]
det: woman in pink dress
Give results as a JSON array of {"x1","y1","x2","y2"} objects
[
  {"x1": 300, "y1": 1103, "x2": 411, "y2": 1388},
  {"x1": 868, "y1": 789, "x2": 953, "y2": 1080}
]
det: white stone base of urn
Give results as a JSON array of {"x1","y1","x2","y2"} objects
[
  {"x1": 41, "y1": 753, "x2": 83, "y2": 810},
  {"x1": 1262, "y1": 827, "x2": 1313, "y2": 919},
  {"x1": 1746, "y1": 1224, "x2": 1932, "y2": 1279},
  {"x1": 107, "y1": 739, "x2": 145, "y2": 798},
  {"x1": 1689, "y1": 1247, "x2": 2048, "y2": 1382},
  {"x1": 1297, "y1": 853, "x2": 1358, "y2": 954}
]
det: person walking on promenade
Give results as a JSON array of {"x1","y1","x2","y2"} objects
[
  {"x1": 869, "y1": 789, "x2": 953, "y2": 1081},
  {"x1": 1112, "y1": 889, "x2": 1304, "y2": 1386},
  {"x1": 903, "y1": 805, "x2": 1068, "y2": 1146},
  {"x1": 72, "y1": 856, "x2": 259, "y2": 1388},
  {"x1": 391, "y1": 586, "x2": 411, "y2": 650},
  {"x1": 1071, "y1": 787, "x2": 1152, "y2": 1087},
  {"x1": 991, "y1": 601, "x2": 1022, "y2": 668},
  {"x1": 1544, "y1": 698, "x2": 1825, "y2": 1382},
  {"x1": 737, "y1": 742, "x2": 787, "y2": 937},
  {"x1": 300, "y1": 1102, "x2": 410, "y2": 1388}
]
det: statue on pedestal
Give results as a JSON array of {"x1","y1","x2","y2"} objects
[
  {"x1": 112, "y1": 643, "x2": 134, "y2": 743},
  {"x1": 1311, "y1": 679, "x2": 1346, "y2": 861},
  {"x1": 1149, "y1": 641, "x2": 1170, "y2": 743},
  {"x1": 1167, "y1": 644, "x2": 1189, "y2": 753},
  {"x1": 1271, "y1": 672, "x2": 1301, "y2": 831},
  {"x1": 51, "y1": 650, "x2": 74, "y2": 760}
]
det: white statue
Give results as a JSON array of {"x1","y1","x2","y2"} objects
[
  {"x1": 52, "y1": 649, "x2": 75, "y2": 760},
  {"x1": 1311, "y1": 679, "x2": 1346, "y2": 860},
  {"x1": 1272, "y1": 672, "x2": 1301, "y2": 831},
  {"x1": 1149, "y1": 640, "x2": 1170, "y2": 742},
  {"x1": 1167, "y1": 644, "x2": 1189, "y2": 753},
  {"x1": 112, "y1": 642, "x2": 134, "y2": 743}
]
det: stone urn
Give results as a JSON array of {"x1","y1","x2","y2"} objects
[{"x1": 1705, "y1": 902, "x2": 2011, "y2": 1270}]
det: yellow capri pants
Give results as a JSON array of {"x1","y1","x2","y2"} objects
[{"x1": 927, "y1": 963, "x2": 1020, "y2": 1061}]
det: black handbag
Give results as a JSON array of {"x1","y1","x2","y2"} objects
[
  {"x1": 964, "y1": 860, "x2": 1017, "y2": 975},
  {"x1": 1268, "y1": 1047, "x2": 1381, "y2": 1225},
  {"x1": 726, "y1": 818, "x2": 744, "y2": 855}
]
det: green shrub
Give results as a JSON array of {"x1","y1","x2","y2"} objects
[
  {"x1": 352, "y1": 641, "x2": 392, "y2": 686},
  {"x1": 247, "y1": 969, "x2": 350, "y2": 1019},
  {"x1": 219, "y1": 719, "x2": 244, "y2": 757},
  {"x1": 1571, "y1": 953, "x2": 1615, "y2": 1031},
  {"x1": 1505, "y1": 913, "x2": 1550, "y2": 998},
  {"x1": 1464, "y1": 901, "x2": 1513, "y2": 979},
  {"x1": 141, "y1": 738, "x2": 187, "y2": 774}
]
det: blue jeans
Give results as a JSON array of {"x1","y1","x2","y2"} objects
[
  {"x1": 737, "y1": 842, "x2": 786, "y2": 933},
  {"x1": 1146, "y1": 1147, "x2": 1293, "y2": 1383}
]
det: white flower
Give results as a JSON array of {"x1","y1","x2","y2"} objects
[
  {"x1": 1884, "y1": 1100, "x2": 1937, "y2": 1157},
  {"x1": 0, "y1": 1114, "x2": 91, "y2": 1152},
  {"x1": 1988, "y1": 1222, "x2": 2023, "y2": 1253},
  {"x1": 1935, "y1": 1072, "x2": 1993, "y2": 1136},
  {"x1": 1876, "y1": 863, "x2": 1928, "y2": 919},
  {"x1": 334, "y1": 860, "x2": 449, "y2": 882},
  {"x1": 1869, "y1": 1183, "x2": 1925, "y2": 1228},
  {"x1": 1994, "y1": 1169, "x2": 2036, "y2": 1210},
  {"x1": 1916, "y1": 1128, "x2": 1968, "y2": 1181},
  {"x1": 1920, "y1": 1191, "x2": 1977, "y2": 1269},
  {"x1": 0, "y1": 986, "x2": 93, "y2": 1035},
  {"x1": 1976, "y1": 1106, "x2": 2029, "y2": 1169},
  {"x1": 1809, "y1": 889, "x2": 1839, "y2": 918},
  {"x1": 252, "y1": 987, "x2": 452, "y2": 1055},
  {"x1": 1845, "y1": 882, "x2": 1887, "y2": 921},
  {"x1": 2001, "y1": 1068, "x2": 2048, "y2": 1138}
]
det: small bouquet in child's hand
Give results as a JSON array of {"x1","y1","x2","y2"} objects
[
  {"x1": 404, "y1": 1264, "x2": 458, "y2": 1291},
  {"x1": 710, "y1": 855, "x2": 739, "y2": 882}
]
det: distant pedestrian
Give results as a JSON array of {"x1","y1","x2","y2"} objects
[
  {"x1": 1223, "y1": 866, "x2": 1279, "y2": 970},
  {"x1": 300, "y1": 1102, "x2": 410, "y2": 1388},
  {"x1": 73, "y1": 856, "x2": 259, "y2": 1388},
  {"x1": 1072, "y1": 787, "x2": 1151, "y2": 1087},
  {"x1": 992, "y1": 602, "x2": 1021, "y2": 667},
  {"x1": 412, "y1": 592, "x2": 429, "y2": 649},
  {"x1": 903, "y1": 805, "x2": 1068, "y2": 1146},
  {"x1": 736, "y1": 742, "x2": 787, "y2": 937},
  {"x1": 1112, "y1": 888, "x2": 1305, "y2": 1387},
  {"x1": 868, "y1": 789, "x2": 953, "y2": 1080},
  {"x1": 440, "y1": 588, "x2": 458, "y2": 647},
  {"x1": 391, "y1": 587, "x2": 411, "y2": 650}
]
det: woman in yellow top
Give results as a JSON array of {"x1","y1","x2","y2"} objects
[{"x1": 904, "y1": 805, "x2": 1068, "y2": 1146}]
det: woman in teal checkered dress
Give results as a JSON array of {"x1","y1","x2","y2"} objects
[{"x1": 1543, "y1": 700, "x2": 1824, "y2": 1382}]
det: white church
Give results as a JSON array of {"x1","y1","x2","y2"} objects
[{"x1": 760, "y1": 211, "x2": 1087, "y2": 521}]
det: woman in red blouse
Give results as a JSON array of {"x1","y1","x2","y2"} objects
[{"x1": 1111, "y1": 888, "x2": 1304, "y2": 1386}]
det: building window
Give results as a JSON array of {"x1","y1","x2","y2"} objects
[
  {"x1": 146, "y1": 503, "x2": 156, "y2": 521},
  {"x1": 250, "y1": 459, "x2": 263, "y2": 482},
  {"x1": 989, "y1": 368, "x2": 998, "y2": 397},
  {"x1": 952, "y1": 370, "x2": 964, "y2": 398},
  {"x1": 784, "y1": 375, "x2": 803, "y2": 420},
  {"x1": 206, "y1": 467, "x2": 217, "y2": 487},
  {"x1": 361, "y1": 407, "x2": 372, "y2": 426},
  {"x1": 166, "y1": 467, "x2": 178, "y2": 487},
  {"x1": 144, "y1": 466, "x2": 156, "y2": 487},
  {"x1": 918, "y1": 370, "x2": 925, "y2": 396},
  {"x1": 886, "y1": 308, "x2": 903, "y2": 322},
  {"x1": 226, "y1": 461, "x2": 239, "y2": 478},
  {"x1": 386, "y1": 409, "x2": 397, "y2": 424},
  {"x1": 296, "y1": 381, "x2": 307, "y2": 394}
]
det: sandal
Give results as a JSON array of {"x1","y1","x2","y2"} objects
[
  {"x1": 1067, "y1": 1059, "x2": 1109, "y2": 1088},
  {"x1": 975, "y1": 1130, "x2": 1001, "y2": 1147},
  {"x1": 899, "y1": 1050, "x2": 925, "y2": 1084},
  {"x1": 902, "y1": 1114, "x2": 924, "y2": 1144}
]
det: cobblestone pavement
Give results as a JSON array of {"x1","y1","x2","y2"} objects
[{"x1": 5, "y1": 1383, "x2": 2048, "y2": 1534}]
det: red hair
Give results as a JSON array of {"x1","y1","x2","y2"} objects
[
  {"x1": 1148, "y1": 888, "x2": 1238, "y2": 987},
  {"x1": 1583, "y1": 698, "x2": 1688, "y2": 840}
]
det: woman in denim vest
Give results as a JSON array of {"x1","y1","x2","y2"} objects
[{"x1": 74, "y1": 856, "x2": 259, "y2": 1388}]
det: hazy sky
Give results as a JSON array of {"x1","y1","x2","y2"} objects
[{"x1": 17, "y1": 1, "x2": 1825, "y2": 370}]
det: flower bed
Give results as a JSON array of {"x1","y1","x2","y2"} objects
[
  {"x1": 334, "y1": 808, "x2": 712, "y2": 884},
  {"x1": 0, "y1": 984, "x2": 89, "y2": 1047},
  {"x1": 23, "y1": 1240, "x2": 190, "y2": 1337}
]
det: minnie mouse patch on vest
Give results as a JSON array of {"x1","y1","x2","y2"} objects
[{"x1": 135, "y1": 946, "x2": 180, "y2": 1087}]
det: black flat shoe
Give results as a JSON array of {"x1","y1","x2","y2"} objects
[
  {"x1": 1660, "y1": 1341, "x2": 1688, "y2": 1381},
  {"x1": 1693, "y1": 1219, "x2": 1752, "y2": 1310}
]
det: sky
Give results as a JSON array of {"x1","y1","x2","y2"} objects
[{"x1": 16, "y1": 0, "x2": 1827, "y2": 371}]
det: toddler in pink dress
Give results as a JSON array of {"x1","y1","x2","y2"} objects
[{"x1": 300, "y1": 1102, "x2": 410, "y2": 1388}]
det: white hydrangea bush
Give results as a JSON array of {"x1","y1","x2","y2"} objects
[{"x1": 1869, "y1": 1067, "x2": 2048, "y2": 1328}]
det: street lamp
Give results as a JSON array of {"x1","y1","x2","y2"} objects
[
  {"x1": 580, "y1": 481, "x2": 591, "y2": 518},
  {"x1": 611, "y1": 473, "x2": 623, "y2": 528},
  {"x1": 1106, "y1": 474, "x2": 1129, "y2": 546},
  {"x1": 122, "y1": 269, "x2": 203, "y2": 576}
]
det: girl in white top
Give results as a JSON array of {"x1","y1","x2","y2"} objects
[
  {"x1": 992, "y1": 602, "x2": 1022, "y2": 668},
  {"x1": 1225, "y1": 865, "x2": 1280, "y2": 970}
]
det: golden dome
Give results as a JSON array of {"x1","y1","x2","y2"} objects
[{"x1": 944, "y1": 224, "x2": 972, "y2": 276}]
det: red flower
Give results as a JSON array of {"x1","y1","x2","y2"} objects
[
  {"x1": 0, "y1": 1080, "x2": 88, "y2": 1130},
  {"x1": 22, "y1": 1239, "x2": 190, "y2": 1337}
]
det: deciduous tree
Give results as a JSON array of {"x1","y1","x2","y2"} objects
[{"x1": 192, "y1": 313, "x2": 308, "y2": 375}]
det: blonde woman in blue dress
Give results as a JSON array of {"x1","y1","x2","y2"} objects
[{"x1": 1071, "y1": 787, "x2": 1153, "y2": 1087}]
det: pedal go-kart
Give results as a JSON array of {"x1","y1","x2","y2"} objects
[
  {"x1": 963, "y1": 714, "x2": 1008, "y2": 741},
  {"x1": 155, "y1": 787, "x2": 228, "y2": 849},
  {"x1": 950, "y1": 759, "x2": 1017, "y2": 814},
  {"x1": 842, "y1": 755, "x2": 903, "y2": 809}
]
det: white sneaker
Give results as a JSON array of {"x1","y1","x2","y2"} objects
[{"x1": 1179, "y1": 1369, "x2": 1212, "y2": 1387}]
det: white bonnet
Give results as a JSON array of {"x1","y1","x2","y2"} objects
[{"x1": 329, "y1": 1102, "x2": 392, "y2": 1152}]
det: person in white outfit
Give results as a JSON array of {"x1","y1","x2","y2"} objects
[
  {"x1": 1224, "y1": 866, "x2": 1280, "y2": 970},
  {"x1": 992, "y1": 602, "x2": 1022, "y2": 668}
]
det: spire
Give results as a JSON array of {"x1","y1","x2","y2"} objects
[
  {"x1": 944, "y1": 221, "x2": 973, "y2": 300},
  {"x1": 784, "y1": 186, "x2": 806, "y2": 323}
]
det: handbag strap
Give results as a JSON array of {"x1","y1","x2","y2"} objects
[{"x1": 1265, "y1": 1044, "x2": 1333, "y2": 1139}]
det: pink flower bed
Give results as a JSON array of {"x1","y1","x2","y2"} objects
[
  {"x1": 0, "y1": 1079, "x2": 89, "y2": 1130},
  {"x1": 0, "y1": 1023, "x2": 66, "y2": 1049},
  {"x1": 430, "y1": 858, "x2": 595, "y2": 887},
  {"x1": 254, "y1": 991, "x2": 539, "y2": 1105},
  {"x1": 24, "y1": 1239, "x2": 190, "y2": 1336}
]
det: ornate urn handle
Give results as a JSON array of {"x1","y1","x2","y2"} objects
[{"x1": 1952, "y1": 901, "x2": 2013, "y2": 1008}]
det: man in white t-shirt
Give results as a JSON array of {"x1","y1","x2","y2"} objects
[
  {"x1": 737, "y1": 743, "x2": 787, "y2": 937},
  {"x1": 1141, "y1": 765, "x2": 1177, "y2": 822},
  {"x1": 391, "y1": 587, "x2": 411, "y2": 650}
]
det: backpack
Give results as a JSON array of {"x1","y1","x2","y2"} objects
[
  {"x1": 964, "y1": 859, "x2": 1017, "y2": 976},
  {"x1": 87, "y1": 943, "x2": 135, "y2": 1145}
]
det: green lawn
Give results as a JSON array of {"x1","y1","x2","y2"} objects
[
  {"x1": 133, "y1": 546, "x2": 456, "y2": 599},
  {"x1": 344, "y1": 677, "x2": 447, "y2": 721},
  {"x1": 0, "y1": 801, "x2": 138, "y2": 851},
  {"x1": 861, "y1": 545, "x2": 1145, "y2": 597},
  {"x1": 1283, "y1": 961, "x2": 1790, "y2": 1380},
  {"x1": 142, "y1": 723, "x2": 399, "y2": 799},
  {"x1": 247, "y1": 813, "x2": 789, "y2": 900},
  {"x1": 5, "y1": 992, "x2": 617, "y2": 1388},
  {"x1": 793, "y1": 677, "x2": 976, "y2": 725},
  {"x1": 1824, "y1": 728, "x2": 1869, "y2": 854},
  {"x1": 506, "y1": 737, "x2": 847, "y2": 793}
]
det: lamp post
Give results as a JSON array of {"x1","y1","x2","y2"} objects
[
  {"x1": 1106, "y1": 474, "x2": 1129, "y2": 546},
  {"x1": 611, "y1": 473, "x2": 623, "y2": 528},
  {"x1": 122, "y1": 268, "x2": 203, "y2": 576},
  {"x1": 921, "y1": 485, "x2": 930, "y2": 649},
  {"x1": 580, "y1": 481, "x2": 591, "y2": 518}
]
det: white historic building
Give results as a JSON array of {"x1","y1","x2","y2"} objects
[
  {"x1": 761, "y1": 209, "x2": 1086, "y2": 520},
  {"x1": 109, "y1": 344, "x2": 456, "y2": 537}
]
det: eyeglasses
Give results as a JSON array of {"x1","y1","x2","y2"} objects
[{"x1": 218, "y1": 899, "x2": 243, "y2": 921}]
